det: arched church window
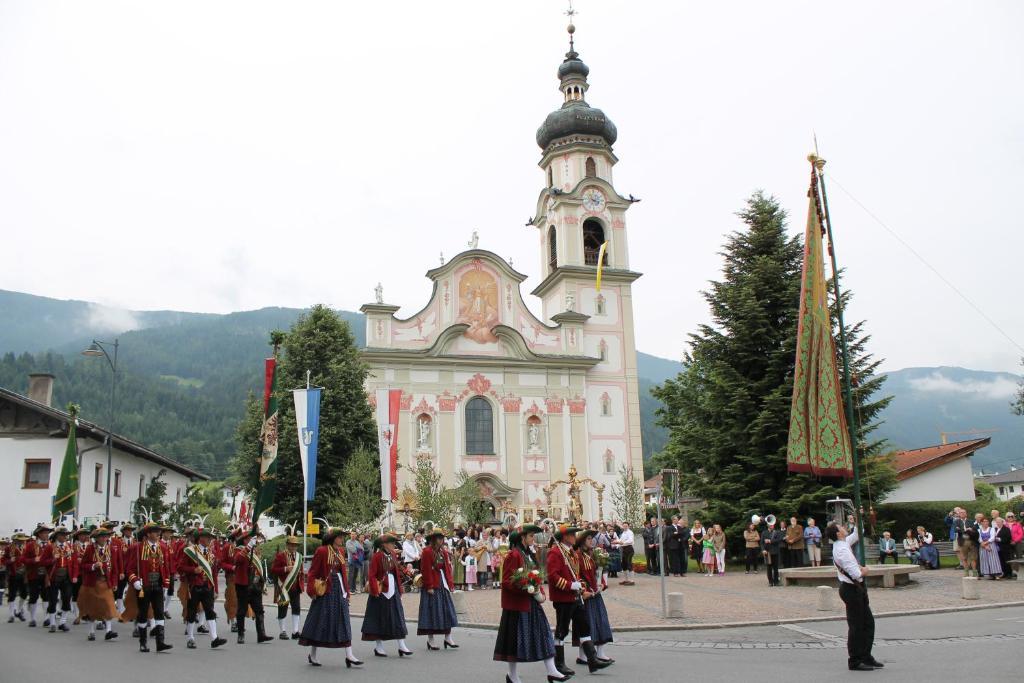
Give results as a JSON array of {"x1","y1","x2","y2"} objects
[
  {"x1": 465, "y1": 396, "x2": 495, "y2": 455},
  {"x1": 585, "y1": 157, "x2": 596, "y2": 178},
  {"x1": 548, "y1": 226, "x2": 558, "y2": 270},
  {"x1": 583, "y1": 219, "x2": 607, "y2": 266}
]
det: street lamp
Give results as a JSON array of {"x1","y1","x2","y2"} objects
[{"x1": 82, "y1": 339, "x2": 119, "y2": 518}]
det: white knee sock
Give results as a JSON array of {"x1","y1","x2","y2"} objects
[
  {"x1": 291, "y1": 614, "x2": 300, "y2": 633},
  {"x1": 90, "y1": 620, "x2": 99, "y2": 634},
  {"x1": 155, "y1": 618, "x2": 164, "y2": 628},
  {"x1": 115, "y1": 598, "x2": 124, "y2": 613},
  {"x1": 208, "y1": 619, "x2": 218, "y2": 640},
  {"x1": 596, "y1": 644, "x2": 607, "y2": 658},
  {"x1": 28, "y1": 603, "x2": 37, "y2": 621},
  {"x1": 398, "y1": 638, "x2": 409, "y2": 651},
  {"x1": 72, "y1": 602, "x2": 79, "y2": 619},
  {"x1": 345, "y1": 646, "x2": 355, "y2": 659},
  {"x1": 8, "y1": 601, "x2": 14, "y2": 617},
  {"x1": 444, "y1": 633, "x2": 455, "y2": 645},
  {"x1": 60, "y1": 612, "x2": 67, "y2": 625},
  {"x1": 309, "y1": 645, "x2": 319, "y2": 663},
  {"x1": 278, "y1": 617, "x2": 287, "y2": 633},
  {"x1": 544, "y1": 657, "x2": 562, "y2": 676},
  {"x1": 106, "y1": 620, "x2": 116, "y2": 634},
  {"x1": 375, "y1": 639, "x2": 384, "y2": 653},
  {"x1": 579, "y1": 645, "x2": 586, "y2": 661},
  {"x1": 507, "y1": 662, "x2": 521, "y2": 683},
  {"x1": 147, "y1": 618, "x2": 155, "y2": 631}
]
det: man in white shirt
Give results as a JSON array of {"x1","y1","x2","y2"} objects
[
  {"x1": 613, "y1": 523, "x2": 636, "y2": 586},
  {"x1": 826, "y1": 523, "x2": 881, "y2": 671}
]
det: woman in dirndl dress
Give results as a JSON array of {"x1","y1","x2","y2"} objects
[
  {"x1": 299, "y1": 527, "x2": 362, "y2": 668},
  {"x1": 977, "y1": 519, "x2": 1002, "y2": 578},
  {"x1": 361, "y1": 534, "x2": 412, "y2": 657},
  {"x1": 418, "y1": 529, "x2": 459, "y2": 650},
  {"x1": 574, "y1": 530, "x2": 614, "y2": 667},
  {"x1": 494, "y1": 525, "x2": 569, "y2": 683}
]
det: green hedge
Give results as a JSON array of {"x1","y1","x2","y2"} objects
[
  {"x1": 876, "y1": 496, "x2": 1005, "y2": 539},
  {"x1": 261, "y1": 535, "x2": 322, "y2": 557}
]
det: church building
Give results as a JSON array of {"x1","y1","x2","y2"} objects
[{"x1": 361, "y1": 29, "x2": 643, "y2": 523}]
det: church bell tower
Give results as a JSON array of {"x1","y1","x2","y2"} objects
[{"x1": 529, "y1": 19, "x2": 645, "y2": 489}]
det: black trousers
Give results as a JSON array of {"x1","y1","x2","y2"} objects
[
  {"x1": 645, "y1": 547, "x2": 659, "y2": 573},
  {"x1": 838, "y1": 582, "x2": 874, "y2": 667},
  {"x1": 667, "y1": 547, "x2": 681, "y2": 574},
  {"x1": 135, "y1": 584, "x2": 166, "y2": 625},
  {"x1": 114, "y1": 577, "x2": 127, "y2": 600},
  {"x1": 186, "y1": 584, "x2": 217, "y2": 623},
  {"x1": 744, "y1": 548, "x2": 760, "y2": 572},
  {"x1": 765, "y1": 555, "x2": 780, "y2": 585},
  {"x1": 553, "y1": 600, "x2": 589, "y2": 643},
  {"x1": 878, "y1": 553, "x2": 898, "y2": 564},
  {"x1": 621, "y1": 547, "x2": 634, "y2": 573},
  {"x1": 167, "y1": 574, "x2": 175, "y2": 598},
  {"x1": 28, "y1": 577, "x2": 46, "y2": 604},
  {"x1": 277, "y1": 587, "x2": 301, "y2": 618},
  {"x1": 235, "y1": 583, "x2": 264, "y2": 632},
  {"x1": 789, "y1": 549, "x2": 804, "y2": 568},
  {"x1": 8, "y1": 574, "x2": 27, "y2": 601},
  {"x1": 47, "y1": 577, "x2": 72, "y2": 614}
]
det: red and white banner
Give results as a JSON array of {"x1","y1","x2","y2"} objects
[{"x1": 375, "y1": 389, "x2": 402, "y2": 502}]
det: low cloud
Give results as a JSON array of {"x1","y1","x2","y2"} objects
[
  {"x1": 908, "y1": 372, "x2": 1019, "y2": 400},
  {"x1": 83, "y1": 303, "x2": 140, "y2": 334}
]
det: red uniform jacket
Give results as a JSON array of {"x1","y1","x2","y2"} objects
[
  {"x1": 80, "y1": 543, "x2": 115, "y2": 588},
  {"x1": 365, "y1": 550, "x2": 402, "y2": 598},
  {"x1": 545, "y1": 543, "x2": 579, "y2": 604},
  {"x1": 178, "y1": 543, "x2": 218, "y2": 589},
  {"x1": 159, "y1": 539, "x2": 178, "y2": 576},
  {"x1": 304, "y1": 545, "x2": 348, "y2": 599},
  {"x1": 109, "y1": 536, "x2": 130, "y2": 580},
  {"x1": 232, "y1": 547, "x2": 265, "y2": 587},
  {"x1": 46, "y1": 542, "x2": 78, "y2": 583},
  {"x1": 271, "y1": 550, "x2": 306, "y2": 592},
  {"x1": 218, "y1": 542, "x2": 237, "y2": 578},
  {"x1": 500, "y1": 547, "x2": 537, "y2": 612},
  {"x1": 419, "y1": 545, "x2": 454, "y2": 591},
  {"x1": 126, "y1": 541, "x2": 170, "y2": 588},
  {"x1": 6, "y1": 544, "x2": 25, "y2": 574},
  {"x1": 23, "y1": 539, "x2": 49, "y2": 581},
  {"x1": 577, "y1": 551, "x2": 603, "y2": 593}
]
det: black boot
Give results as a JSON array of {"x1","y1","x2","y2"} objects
[
  {"x1": 138, "y1": 627, "x2": 150, "y2": 653},
  {"x1": 554, "y1": 645, "x2": 576, "y2": 676},
  {"x1": 581, "y1": 641, "x2": 610, "y2": 673},
  {"x1": 255, "y1": 616, "x2": 273, "y2": 644},
  {"x1": 236, "y1": 615, "x2": 245, "y2": 643},
  {"x1": 155, "y1": 625, "x2": 173, "y2": 652}
]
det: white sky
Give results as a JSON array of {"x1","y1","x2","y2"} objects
[{"x1": 2, "y1": 1, "x2": 1022, "y2": 373}]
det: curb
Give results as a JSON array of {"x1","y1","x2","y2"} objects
[{"x1": 343, "y1": 599, "x2": 1024, "y2": 633}]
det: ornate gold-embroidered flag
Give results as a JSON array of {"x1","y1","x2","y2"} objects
[{"x1": 786, "y1": 169, "x2": 854, "y2": 478}]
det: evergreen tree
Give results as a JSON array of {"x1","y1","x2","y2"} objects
[
  {"x1": 131, "y1": 469, "x2": 169, "y2": 524},
  {"x1": 610, "y1": 464, "x2": 645, "y2": 527},
  {"x1": 269, "y1": 305, "x2": 378, "y2": 525},
  {"x1": 411, "y1": 456, "x2": 455, "y2": 529},
  {"x1": 653, "y1": 192, "x2": 896, "y2": 551},
  {"x1": 324, "y1": 447, "x2": 385, "y2": 530},
  {"x1": 451, "y1": 470, "x2": 490, "y2": 526}
]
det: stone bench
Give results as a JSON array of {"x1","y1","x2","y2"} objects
[
  {"x1": 779, "y1": 564, "x2": 921, "y2": 588},
  {"x1": 1010, "y1": 559, "x2": 1024, "y2": 581}
]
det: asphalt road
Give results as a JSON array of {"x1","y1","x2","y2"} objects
[{"x1": 1, "y1": 602, "x2": 1021, "y2": 682}]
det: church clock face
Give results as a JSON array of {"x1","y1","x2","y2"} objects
[{"x1": 582, "y1": 188, "x2": 606, "y2": 213}]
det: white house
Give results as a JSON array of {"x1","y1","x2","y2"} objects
[
  {"x1": 0, "y1": 373, "x2": 207, "y2": 532},
  {"x1": 979, "y1": 469, "x2": 1024, "y2": 502},
  {"x1": 884, "y1": 438, "x2": 989, "y2": 504}
]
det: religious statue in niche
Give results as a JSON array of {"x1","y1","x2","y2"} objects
[
  {"x1": 457, "y1": 269, "x2": 500, "y2": 343},
  {"x1": 416, "y1": 415, "x2": 432, "y2": 452},
  {"x1": 526, "y1": 418, "x2": 541, "y2": 453}
]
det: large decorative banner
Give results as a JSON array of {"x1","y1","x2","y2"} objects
[
  {"x1": 252, "y1": 355, "x2": 280, "y2": 524},
  {"x1": 375, "y1": 389, "x2": 402, "y2": 501},
  {"x1": 786, "y1": 169, "x2": 854, "y2": 478},
  {"x1": 293, "y1": 387, "x2": 322, "y2": 502}
]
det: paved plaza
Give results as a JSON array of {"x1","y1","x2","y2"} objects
[
  {"x1": 345, "y1": 568, "x2": 1024, "y2": 628},
  {"x1": 1, "y1": 603, "x2": 1022, "y2": 682}
]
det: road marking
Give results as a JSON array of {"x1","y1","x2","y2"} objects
[{"x1": 780, "y1": 623, "x2": 844, "y2": 643}]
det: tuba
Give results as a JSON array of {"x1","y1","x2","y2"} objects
[{"x1": 764, "y1": 514, "x2": 777, "y2": 527}]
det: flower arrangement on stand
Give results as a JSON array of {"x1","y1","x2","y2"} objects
[{"x1": 594, "y1": 547, "x2": 610, "y2": 586}]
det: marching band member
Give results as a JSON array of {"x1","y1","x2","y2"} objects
[
  {"x1": 417, "y1": 528, "x2": 458, "y2": 651},
  {"x1": 0, "y1": 537, "x2": 7, "y2": 611},
  {"x1": 219, "y1": 529, "x2": 240, "y2": 632},
  {"x1": 271, "y1": 530, "x2": 304, "y2": 639},
  {"x1": 160, "y1": 526, "x2": 177, "y2": 620},
  {"x1": 125, "y1": 521, "x2": 173, "y2": 653},
  {"x1": 6, "y1": 532, "x2": 28, "y2": 622},
  {"x1": 179, "y1": 527, "x2": 227, "y2": 649},
  {"x1": 494, "y1": 524, "x2": 568, "y2": 683},
  {"x1": 110, "y1": 522, "x2": 133, "y2": 616},
  {"x1": 299, "y1": 526, "x2": 361, "y2": 668},
  {"x1": 547, "y1": 526, "x2": 608, "y2": 675},
  {"x1": 45, "y1": 525, "x2": 76, "y2": 632},
  {"x1": 574, "y1": 530, "x2": 614, "y2": 667},
  {"x1": 233, "y1": 527, "x2": 273, "y2": 644},
  {"x1": 361, "y1": 534, "x2": 412, "y2": 657},
  {"x1": 79, "y1": 527, "x2": 119, "y2": 642},
  {"x1": 71, "y1": 527, "x2": 91, "y2": 625},
  {"x1": 23, "y1": 523, "x2": 53, "y2": 628}
]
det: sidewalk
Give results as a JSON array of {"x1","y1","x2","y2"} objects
[{"x1": 342, "y1": 568, "x2": 1023, "y2": 630}]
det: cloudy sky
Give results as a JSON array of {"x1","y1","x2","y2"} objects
[{"x1": 2, "y1": 1, "x2": 1022, "y2": 373}]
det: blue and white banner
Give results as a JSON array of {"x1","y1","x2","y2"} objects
[{"x1": 292, "y1": 387, "x2": 322, "y2": 502}]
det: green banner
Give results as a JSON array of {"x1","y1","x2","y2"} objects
[{"x1": 53, "y1": 405, "x2": 80, "y2": 518}]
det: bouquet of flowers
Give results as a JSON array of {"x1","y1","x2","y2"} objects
[
  {"x1": 511, "y1": 567, "x2": 544, "y2": 601},
  {"x1": 593, "y1": 547, "x2": 610, "y2": 568}
]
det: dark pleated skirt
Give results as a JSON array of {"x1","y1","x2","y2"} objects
[
  {"x1": 417, "y1": 588, "x2": 458, "y2": 635},
  {"x1": 576, "y1": 593, "x2": 613, "y2": 645},
  {"x1": 493, "y1": 600, "x2": 555, "y2": 663},
  {"x1": 298, "y1": 585, "x2": 352, "y2": 648},
  {"x1": 361, "y1": 593, "x2": 407, "y2": 641}
]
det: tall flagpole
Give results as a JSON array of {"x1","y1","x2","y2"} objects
[
  {"x1": 303, "y1": 370, "x2": 310, "y2": 560},
  {"x1": 811, "y1": 154, "x2": 865, "y2": 564}
]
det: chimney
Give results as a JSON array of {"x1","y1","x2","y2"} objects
[{"x1": 27, "y1": 373, "x2": 55, "y2": 407}]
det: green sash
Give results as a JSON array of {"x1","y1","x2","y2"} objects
[
  {"x1": 276, "y1": 552, "x2": 301, "y2": 605},
  {"x1": 183, "y1": 545, "x2": 215, "y2": 586}
]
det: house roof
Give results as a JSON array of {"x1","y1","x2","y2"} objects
[
  {"x1": 0, "y1": 386, "x2": 208, "y2": 481},
  {"x1": 979, "y1": 470, "x2": 1024, "y2": 485},
  {"x1": 891, "y1": 438, "x2": 990, "y2": 481}
]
